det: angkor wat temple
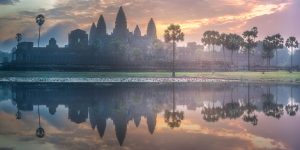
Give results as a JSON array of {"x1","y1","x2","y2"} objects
[{"x1": 9, "y1": 7, "x2": 169, "y2": 71}]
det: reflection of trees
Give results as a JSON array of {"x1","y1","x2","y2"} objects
[
  {"x1": 262, "y1": 87, "x2": 284, "y2": 119},
  {"x1": 164, "y1": 83, "x2": 184, "y2": 129},
  {"x1": 285, "y1": 87, "x2": 298, "y2": 116},
  {"x1": 224, "y1": 88, "x2": 243, "y2": 119},
  {"x1": 243, "y1": 84, "x2": 258, "y2": 126},
  {"x1": 201, "y1": 102, "x2": 220, "y2": 122},
  {"x1": 36, "y1": 104, "x2": 45, "y2": 138},
  {"x1": 16, "y1": 107, "x2": 21, "y2": 120}
]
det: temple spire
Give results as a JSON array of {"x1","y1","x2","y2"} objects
[
  {"x1": 147, "y1": 18, "x2": 157, "y2": 40},
  {"x1": 134, "y1": 25, "x2": 141, "y2": 37},
  {"x1": 113, "y1": 6, "x2": 129, "y2": 40},
  {"x1": 89, "y1": 23, "x2": 97, "y2": 45},
  {"x1": 97, "y1": 15, "x2": 107, "y2": 37}
]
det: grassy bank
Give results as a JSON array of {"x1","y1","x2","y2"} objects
[{"x1": 0, "y1": 71, "x2": 299, "y2": 83}]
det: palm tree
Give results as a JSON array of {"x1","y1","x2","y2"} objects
[
  {"x1": 164, "y1": 24, "x2": 184, "y2": 78},
  {"x1": 285, "y1": 37, "x2": 299, "y2": 72},
  {"x1": 262, "y1": 36, "x2": 275, "y2": 71},
  {"x1": 272, "y1": 34, "x2": 284, "y2": 67},
  {"x1": 224, "y1": 33, "x2": 244, "y2": 67},
  {"x1": 15, "y1": 33, "x2": 22, "y2": 46},
  {"x1": 202, "y1": 30, "x2": 220, "y2": 71},
  {"x1": 242, "y1": 27, "x2": 258, "y2": 71},
  {"x1": 35, "y1": 14, "x2": 45, "y2": 48},
  {"x1": 217, "y1": 33, "x2": 228, "y2": 67}
]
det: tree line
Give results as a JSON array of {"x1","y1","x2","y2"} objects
[{"x1": 164, "y1": 25, "x2": 299, "y2": 76}]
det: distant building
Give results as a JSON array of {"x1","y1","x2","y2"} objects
[
  {"x1": 89, "y1": 6, "x2": 158, "y2": 47},
  {"x1": 46, "y1": 38, "x2": 59, "y2": 49},
  {"x1": 9, "y1": 6, "x2": 164, "y2": 70},
  {"x1": 68, "y1": 29, "x2": 88, "y2": 49}
]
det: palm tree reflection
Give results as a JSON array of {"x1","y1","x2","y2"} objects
[
  {"x1": 36, "y1": 104, "x2": 45, "y2": 138},
  {"x1": 243, "y1": 84, "x2": 258, "y2": 126},
  {"x1": 285, "y1": 87, "x2": 298, "y2": 116},
  {"x1": 16, "y1": 108, "x2": 21, "y2": 120},
  {"x1": 262, "y1": 87, "x2": 284, "y2": 119},
  {"x1": 202, "y1": 101, "x2": 220, "y2": 122},
  {"x1": 224, "y1": 88, "x2": 243, "y2": 120},
  {"x1": 164, "y1": 83, "x2": 184, "y2": 129}
]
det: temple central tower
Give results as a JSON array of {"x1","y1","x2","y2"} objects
[{"x1": 112, "y1": 6, "x2": 129, "y2": 40}]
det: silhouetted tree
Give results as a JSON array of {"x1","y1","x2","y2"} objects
[
  {"x1": 217, "y1": 33, "x2": 228, "y2": 67},
  {"x1": 242, "y1": 27, "x2": 258, "y2": 71},
  {"x1": 224, "y1": 34, "x2": 244, "y2": 66},
  {"x1": 35, "y1": 14, "x2": 45, "y2": 48},
  {"x1": 15, "y1": 33, "x2": 22, "y2": 46},
  {"x1": 262, "y1": 36, "x2": 275, "y2": 71},
  {"x1": 285, "y1": 36, "x2": 299, "y2": 72},
  {"x1": 272, "y1": 34, "x2": 284, "y2": 67},
  {"x1": 202, "y1": 30, "x2": 220, "y2": 71},
  {"x1": 164, "y1": 24, "x2": 184, "y2": 78}
]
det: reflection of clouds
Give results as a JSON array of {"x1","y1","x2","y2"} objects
[
  {"x1": 0, "y1": 105, "x2": 293, "y2": 150},
  {"x1": 156, "y1": 110, "x2": 288, "y2": 150}
]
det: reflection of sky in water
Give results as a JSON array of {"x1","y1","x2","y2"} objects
[{"x1": 0, "y1": 83, "x2": 300, "y2": 150}]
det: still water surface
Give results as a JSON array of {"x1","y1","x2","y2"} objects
[{"x1": 0, "y1": 82, "x2": 299, "y2": 150}]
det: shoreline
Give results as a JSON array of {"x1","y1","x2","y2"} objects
[
  {"x1": 0, "y1": 71, "x2": 299, "y2": 84},
  {"x1": 0, "y1": 77, "x2": 238, "y2": 83},
  {"x1": 0, "y1": 77, "x2": 299, "y2": 84}
]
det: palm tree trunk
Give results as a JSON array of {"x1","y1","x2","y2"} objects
[
  {"x1": 236, "y1": 51, "x2": 239, "y2": 70},
  {"x1": 248, "y1": 49, "x2": 250, "y2": 71},
  {"x1": 212, "y1": 44, "x2": 215, "y2": 72},
  {"x1": 231, "y1": 50, "x2": 233, "y2": 66},
  {"x1": 291, "y1": 48, "x2": 293, "y2": 72},
  {"x1": 172, "y1": 41, "x2": 175, "y2": 78},
  {"x1": 276, "y1": 49, "x2": 278, "y2": 68},
  {"x1": 223, "y1": 46, "x2": 226, "y2": 69},
  {"x1": 268, "y1": 58, "x2": 270, "y2": 71},
  {"x1": 38, "y1": 26, "x2": 41, "y2": 48}
]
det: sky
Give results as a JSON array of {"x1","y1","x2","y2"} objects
[{"x1": 0, "y1": 0, "x2": 299, "y2": 52}]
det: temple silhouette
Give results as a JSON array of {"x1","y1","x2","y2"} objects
[{"x1": 8, "y1": 6, "x2": 165, "y2": 71}]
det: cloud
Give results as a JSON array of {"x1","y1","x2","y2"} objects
[
  {"x1": 0, "y1": 0, "x2": 19, "y2": 5},
  {"x1": 0, "y1": 0, "x2": 298, "y2": 51}
]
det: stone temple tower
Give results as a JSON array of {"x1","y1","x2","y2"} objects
[
  {"x1": 147, "y1": 18, "x2": 157, "y2": 40},
  {"x1": 112, "y1": 6, "x2": 129, "y2": 40},
  {"x1": 134, "y1": 25, "x2": 141, "y2": 37},
  {"x1": 89, "y1": 23, "x2": 97, "y2": 45},
  {"x1": 97, "y1": 15, "x2": 107, "y2": 38}
]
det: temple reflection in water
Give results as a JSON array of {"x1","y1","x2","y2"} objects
[{"x1": 0, "y1": 82, "x2": 299, "y2": 146}]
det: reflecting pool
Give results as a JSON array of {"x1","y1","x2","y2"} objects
[{"x1": 0, "y1": 82, "x2": 299, "y2": 150}]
